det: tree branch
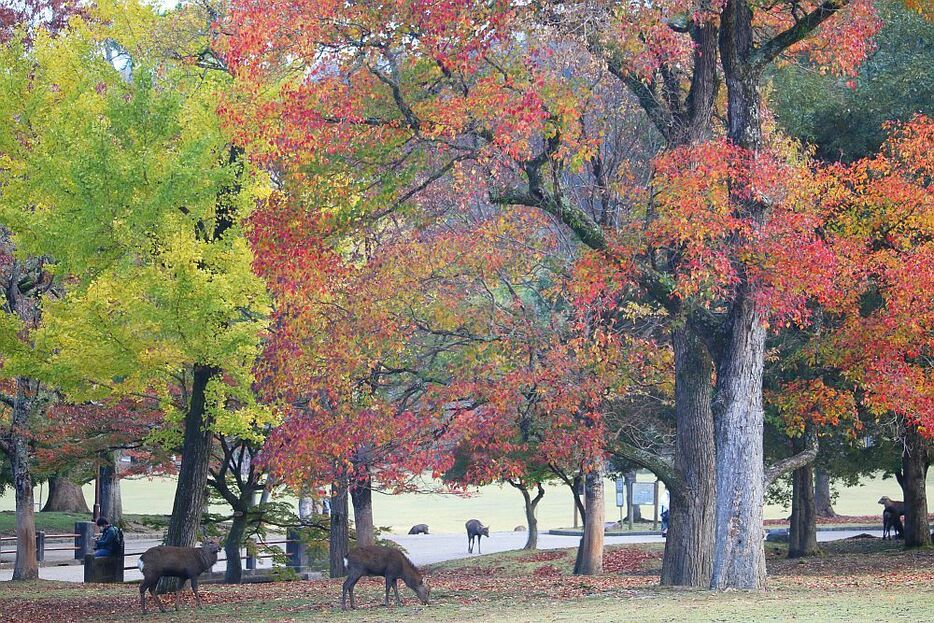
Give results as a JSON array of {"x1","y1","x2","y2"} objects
[
  {"x1": 607, "y1": 439, "x2": 682, "y2": 495},
  {"x1": 752, "y1": 0, "x2": 851, "y2": 71},
  {"x1": 763, "y1": 433, "x2": 819, "y2": 489}
]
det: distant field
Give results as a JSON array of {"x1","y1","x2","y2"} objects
[{"x1": 1, "y1": 472, "x2": 929, "y2": 534}]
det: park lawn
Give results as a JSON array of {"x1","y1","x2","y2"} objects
[
  {"x1": 1, "y1": 539, "x2": 932, "y2": 623},
  {"x1": 0, "y1": 512, "x2": 168, "y2": 536}
]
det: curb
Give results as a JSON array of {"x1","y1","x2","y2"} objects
[{"x1": 548, "y1": 525, "x2": 883, "y2": 537}]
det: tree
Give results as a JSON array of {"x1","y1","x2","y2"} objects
[
  {"x1": 223, "y1": 0, "x2": 888, "y2": 590},
  {"x1": 0, "y1": 1, "x2": 270, "y2": 575}
]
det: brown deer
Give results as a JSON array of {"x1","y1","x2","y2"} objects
[
  {"x1": 879, "y1": 497, "x2": 906, "y2": 540},
  {"x1": 137, "y1": 539, "x2": 221, "y2": 614},
  {"x1": 341, "y1": 545, "x2": 430, "y2": 610},
  {"x1": 465, "y1": 519, "x2": 489, "y2": 554}
]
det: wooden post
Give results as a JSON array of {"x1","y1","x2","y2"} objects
[
  {"x1": 75, "y1": 522, "x2": 96, "y2": 559},
  {"x1": 627, "y1": 480, "x2": 634, "y2": 531},
  {"x1": 653, "y1": 481, "x2": 660, "y2": 531},
  {"x1": 286, "y1": 529, "x2": 307, "y2": 572},
  {"x1": 35, "y1": 531, "x2": 45, "y2": 562}
]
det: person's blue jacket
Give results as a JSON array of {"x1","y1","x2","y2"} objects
[{"x1": 95, "y1": 525, "x2": 119, "y2": 556}]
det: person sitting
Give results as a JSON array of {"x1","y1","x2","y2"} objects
[{"x1": 94, "y1": 517, "x2": 120, "y2": 558}]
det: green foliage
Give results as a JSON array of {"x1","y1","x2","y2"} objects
[
  {"x1": 0, "y1": 4, "x2": 271, "y2": 438},
  {"x1": 772, "y1": 0, "x2": 934, "y2": 161}
]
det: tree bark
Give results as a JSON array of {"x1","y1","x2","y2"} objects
[
  {"x1": 329, "y1": 480, "x2": 350, "y2": 578},
  {"x1": 709, "y1": 0, "x2": 770, "y2": 591},
  {"x1": 11, "y1": 378, "x2": 39, "y2": 581},
  {"x1": 41, "y1": 476, "x2": 90, "y2": 514},
  {"x1": 662, "y1": 326, "x2": 716, "y2": 587},
  {"x1": 814, "y1": 469, "x2": 836, "y2": 518},
  {"x1": 161, "y1": 364, "x2": 217, "y2": 593},
  {"x1": 350, "y1": 473, "x2": 375, "y2": 548},
  {"x1": 99, "y1": 454, "x2": 122, "y2": 525},
  {"x1": 573, "y1": 468, "x2": 604, "y2": 575},
  {"x1": 224, "y1": 507, "x2": 249, "y2": 584},
  {"x1": 510, "y1": 481, "x2": 545, "y2": 550},
  {"x1": 899, "y1": 425, "x2": 931, "y2": 548},
  {"x1": 788, "y1": 462, "x2": 818, "y2": 558},
  {"x1": 711, "y1": 296, "x2": 767, "y2": 590},
  {"x1": 165, "y1": 364, "x2": 216, "y2": 549}
]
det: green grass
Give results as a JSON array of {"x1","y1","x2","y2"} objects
[
  {"x1": 1, "y1": 538, "x2": 932, "y2": 622},
  {"x1": 2, "y1": 472, "x2": 931, "y2": 534},
  {"x1": 0, "y1": 511, "x2": 168, "y2": 536}
]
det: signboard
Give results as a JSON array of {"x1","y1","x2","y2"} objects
[
  {"x1": 615, "y1": 478, "x2": 625, "y2": 507},
  {"x1": 632, "y1": 482, "x2": 656, "y2": 506}
]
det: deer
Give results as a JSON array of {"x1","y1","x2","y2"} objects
[
  {"x1": 341, "y1": 545, "x2": 430, "y2": 610},
  {"x1": 879, "y1": 496, "x2": 906, "y2": 540},
  {"x1": 883, "y1": 507, "x2": 904, "y2": 540},
  {"x1": 137, "y1": 538, "x2": 221, "y2": 614},
  {"x1": 465, "y1": 519, "x2": 489, "y2": 554}
]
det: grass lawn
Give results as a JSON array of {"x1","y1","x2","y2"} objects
[
  {"x1": 3, "y1": 472, "x2": 929, "y2": 535},
  {"x1": 0, "y1": 512, "x2": 168, "y2": 536},
  {"x1": 1, "y1": 538, "x2": 931, "y2": 622}
]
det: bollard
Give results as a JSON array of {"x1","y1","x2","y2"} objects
[
  {"x1": 286, "y1": 529, "x2": 307, "y2": 572},
  {"x1": 35, "y1": 531, "x2": 45, "y2": 562},
  {"x1": 75, "y1": 522, "x2": 96, "y2": 559}
]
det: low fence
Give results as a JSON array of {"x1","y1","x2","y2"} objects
[
  {"x1": 0, "y1": 524, "x2": 92, "y2": 564},
  {"x1": 89, "y1": 529, "x2": 309, "y2": 583},
  {"x1": 2, "y1": 524, "x2": 310, "y2": 583}
]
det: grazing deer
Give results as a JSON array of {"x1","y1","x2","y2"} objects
[
  {"x1": 341, "y1": 545, "x2": 430, "y2": 610},
  {"x1": 465, "y1": 519, "x2": 489, "y2": 554},
  {"x1": 137, "y1": 539, "x2": 221, "y2": 614}
]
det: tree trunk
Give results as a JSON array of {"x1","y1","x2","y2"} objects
[
  {"x1": 573, "y1": 468, "x2": 604, "y2": 575},
  {"x1": 161, "y1": 364, "x2": 216, "y2": 592},
  {"x1": 899, "y1": 425, "x2": 931, "y2": 548},
  {"x1": 349, "y1": 474, "x2": 375, "y2": 548},
  {"x1": 711, "y1": 296, "x2": 767, "y2": 590},
  {"x1": 41, "y1": 477, "x2": 90, "y2": 514},
  {"x1": 329, "y1": 481, "x2": 349, "y2": 578},
  {"x1": 788, "y1": 462, "x2": 818, "y2": 558},
  {"x1": 814, "y1": 469, "x2": 836, "y2": 518},
  {"x1": 623, "y1": 470, "x2": 643, "y2": 522},
  {"x1": 510, "y1": 481, "x2": 545, "y2": 550},
  {"x1": 99, "y1": 454, "x2": 122, "y2": 525},
  {"x1": 662, "y1": 326, "x2": 716, "y2": 587},
  {"x1": 224, "y1": 505, "x2": 250, "y2": 584},
  {"x1": 710, "y1": 0, "x2": 769, "y2": 590},
  {"x1": 11, "y1": 378, "x2": 39, "y2": 581}
]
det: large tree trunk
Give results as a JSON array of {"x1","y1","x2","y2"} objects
[
  {"x1": 165, "y1": 364, "x2": 216, "y2": 548},
  {"x1": 662, "y1": 326, "x2": 716, "y2": 587},
  {"x1": 161, "y1": 364, "x2": 217, "y2": 592},
  {"x1": 573, "y1": 468, "x2": 604, "y2": 575},
  {"x1": 710, "y1": 0, "x2": 769, "y2": 591},
  {"x1": 711, "y1": 296, "x2": 767, "y2": 590},
  {"x1": 99, "y1": 454, "x2": 122, "y2": 525},
  {"x1": 11, "y1": 378, "x2": 39, "y2": 581},
  {"x1": 899, "y1": 425, "x2": 931, "y2": 548},
  {"x1": 349, "y1": 473, "x2": 375, "y2": 548},
  {"x1": 224, "y1": 505, "x2": 250, "y2": 584},
  {"x1": 814, "y1": 469, "x2": 836, "y2": 518},
  {"x1": 329, "y1": 481, "x2": 349, "y2": 578},
  {"x1": 41, "y1": 476, "x2": 90, "y2": 514},
  {"x1": 788, "y1": 462, "x2": 818, "y2": 558}
]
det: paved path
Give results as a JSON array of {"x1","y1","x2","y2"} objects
[{"x1": 0, "y1": 528, "x2": 884, "y2": 583}]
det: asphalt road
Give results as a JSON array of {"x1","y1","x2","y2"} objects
[{"x1": 0, "y1": 528, "x2": 884, "y2": 583}]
